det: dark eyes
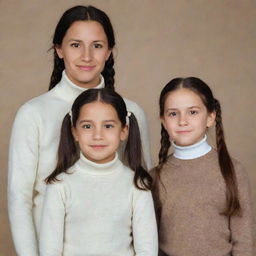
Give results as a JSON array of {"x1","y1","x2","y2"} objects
[
  {"x1": 82, "y1": 124, "x2": 91, "y2": 129},
  {"x1": 81, "y1": 124, "x2": 114, "y2": 129},
  {"x1": 168, "y1": 112, "x2": 177, "y2": 117},
  {"x1": 167, "y1": 110, "x2": 198, "y2": 117},
  {"x1": 190, "y1": 110, "x2": 198, "y2": 115},
  {"x1": 70, "y1": 43, "x2": 103, "y2": 48},
  {"x1": 71, "y1": 43, "x2": 80, "y2": 48},
  {"x1": 93, "y1": 43, "x2": 103, "y2": 49},
  {"x1": 104, "y1": 124, "x2": 114, "y2": 129}
]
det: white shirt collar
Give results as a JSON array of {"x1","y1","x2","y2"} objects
[{"x1": 172, "y1": 135, "x2": 212, "y2": 160}]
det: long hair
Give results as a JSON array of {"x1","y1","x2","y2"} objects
[
  {"x1": 48, "y1": 5, "x2": 115, "y2": 90},
  {"x1": 45, "y1": 88, "x2": 152, "y2": 190},
  {"x1": 155, "y1": 77, "x2": 241, "y2": 216}
]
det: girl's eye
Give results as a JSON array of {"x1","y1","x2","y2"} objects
[
  {"x1": 93, "y1": 43, "x2": 103, "y2": 49},
  {"x1": 82, "y1": 124, "x2": 91, "y2": 129},
  {"x1": 104, "y1": 124, "x2": 114, "y2": 129},
  {"x1": 190, "y1": 110, "x2": 198, "y2": 115},
  {"x1": 71, "y1": 43, "x2": 80, "y2": 48},
  {"x1": 168, "y1": 112, "x2": 177, "y2": 117}
]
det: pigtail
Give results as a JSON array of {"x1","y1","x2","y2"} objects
[
  {"x1": 214, "y1": 98, "x2": 241, "y2": 216},
  {"x1": 45, "y1": 113, "x2": 79, "y2": 183},
  {"x1": 48, "y1": 51, "x2": 65, "y2": 90},
  {"x1": 125, "y1": 112, "x2": 152, "y2": 191},
  {"x1": 102, "y1": 53, "x2": 115, "y2": 90}
]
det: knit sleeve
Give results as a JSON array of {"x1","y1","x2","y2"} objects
[
  {"x1": 8, "y1": 103, "x2": 40, "y2": 256},
  {"x1": 39, "y1": 182, "x2": 66, "y2": 256},
  {"x1": 124, "y1": 98, "x2": 153, "y2": 170},
  {"x1": 132, "y1": 188, "x2": 158, "y2": 256},
  {"x1": 230, "y1": 161, "x2": 254, "y2": 256}
]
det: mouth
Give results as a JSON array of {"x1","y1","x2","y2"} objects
[
  {"x1": 176, "y1": 130, "x2": 191, "y2": 134},
  {"x1": 90, "y1": 145, "x2": 107, "y2": 149},
  {"x1": 77, "y1": 65, "x2": 95, "y2": 71}
]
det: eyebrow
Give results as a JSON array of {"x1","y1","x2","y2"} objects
[
  {"x1": 166, "y1": 106, "x2": 201, "y2": 111},
  {"x1": 79, "y1": 119, "x2": 117, "y2": 124},
  {"x1": 68, "y1": 39, "x2": 106, "y2": 43}
]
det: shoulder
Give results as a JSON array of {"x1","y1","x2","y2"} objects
[{"x1": 15, "y1": 90, "x2": 56, "y2": 118}]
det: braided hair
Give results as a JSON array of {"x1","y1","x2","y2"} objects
[{"x1": 155, "y1": 77, "x2": 241, "y2": 217}]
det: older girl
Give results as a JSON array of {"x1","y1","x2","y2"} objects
[{"x1": 153, "y1": 77, "x2": 253, "y2": 256}]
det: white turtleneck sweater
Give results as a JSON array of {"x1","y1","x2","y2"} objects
[
  {"x1": 39, "y1": 153, "x2": 158, "y2": 256},
  {"x1": 172, "y1": 135, "x2": 212, "y2": 160},
  {"x1": 8, "y1": 71, "x2": 152, "y2": 256}
]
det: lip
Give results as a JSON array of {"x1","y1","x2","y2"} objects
[
  {"x1": 90, "y1": 145, "x2": 107, "y2": 149},
  {"x1": 77, "y1": 65, "x2": 95, "y2": 71},
  {"x1": 176, "y1": 130, "x2": 191, "y2": 134}
]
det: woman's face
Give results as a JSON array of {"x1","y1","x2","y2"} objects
[{"x1": 56, "y1": 21, "x2": 111, "y2": 88}]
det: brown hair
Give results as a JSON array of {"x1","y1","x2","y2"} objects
[{"x1": 155, "y1": 77, "x2": 241, "y2": 217}]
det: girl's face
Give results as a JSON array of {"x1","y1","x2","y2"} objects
[
  {"x1": 56, "y1": 21, "x2": 111, "y2": 88},
  {"x1": 72, "y1": 101, "x2": 128, "y2": 164},
  {"x1": 161, "y1": 88, "x2": 215, "y2": 147}
]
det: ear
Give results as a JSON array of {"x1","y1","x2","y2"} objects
[
  {"x1": 120, "y1": 125, "x2": 128, "y2": 141},
  {"x1": 206, "y1": 111, "x2": 216, "y2": 128},
  {"x1": 71, "y1": 127, "x2": 78, "y2": 142},
  {"x1": 160, "y1": 117, "x2": 167, "y2": 130},
  {"x1": 105, "y1": 49, "x2": 112, "y2": 61},
  {"x1": 55, "y1": 45, "x2": 63, "y2": 59}
]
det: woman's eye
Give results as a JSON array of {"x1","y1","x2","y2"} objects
[
  {"x1": 71, "y1": 43, "x2": 80, "y2": 48},
  {"x1": 93, "y1": 43, "x2": 103, "y2": 49}
]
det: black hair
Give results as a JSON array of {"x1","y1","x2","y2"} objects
[
  {"x1": 46, "y1": 88, "x2": 152, "y2": 191},
  {"x1": 155, "y1": 77, "x2": 241, "y2": 217},
  {"x1": 49, "y1": 5, "x2": 115, "y2": 90}
]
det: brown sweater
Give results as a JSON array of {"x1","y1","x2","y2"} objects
[{"x1": 152, "y1": 149, "x2": 253, "y2": 256}]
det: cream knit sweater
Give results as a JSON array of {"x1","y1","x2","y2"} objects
[
  {"x1": 8, "y1": 71, "x2": 152, "y2": 256},
  {"x1": 39, "y1": 153, "x2": 158, "y2": 256},
  {"x1": 153, "y1": 148, "x2": 253, "y2": 256}
]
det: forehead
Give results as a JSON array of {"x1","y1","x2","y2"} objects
[
  {"x1": 165, "y1": 88, "x2": 205, "y2": 108},
  {"x1": 65, "y1": 20, "x2": 107, "y2": 40},
  {"x1": 78, "y1": 101, "x2": 118, "y2": 120}
]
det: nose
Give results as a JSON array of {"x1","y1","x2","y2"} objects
[
  {"x1": 81, "y1": 45, "x2": 92, "y2": 62},
  {"x1": 178, "y1": 113, "x2": 188, "y2": 126},
  {"x1": 93, "y1": 126, "x2": 103, "y2": 140}
]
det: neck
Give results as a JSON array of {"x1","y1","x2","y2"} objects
[
  {"x1": 172, "y1": 135, "x2": 212, "y2": 160},
  {"x1": 63, "y1": 70, "x2": 105, "y2": 89},
  {"x1": 75, "y1": 152, "x2": 122, "y2": 175}
]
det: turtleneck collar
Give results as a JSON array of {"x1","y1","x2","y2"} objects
[
  {"x1": 74, "y1": 152, "x2": 123, "y2": 175},
  {"x1": 172, "y1": 135, "x2": 212, "y2": 160},
  {"x1": 54, "y1": 70, "x2": 105, "y2": 102}
]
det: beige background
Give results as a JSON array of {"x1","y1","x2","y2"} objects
[{"x1": 0, "y1": 0, "x2": 255, "y2": 254}]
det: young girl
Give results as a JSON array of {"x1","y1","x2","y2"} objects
[
  {"x1": 8, "y1": 5, "x2": 152, "y2": 255},
  {"x1": 152, "y1": 77, "x2": 253, "y2": 256},
  {"x1": 39, "y1": 88, "x2": 158, "y2": 255}
]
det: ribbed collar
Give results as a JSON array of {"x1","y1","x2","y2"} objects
[
  {"x1": 54, "y1": 70, "x2": 105, "y2": 102},
  {"x1": 74, "y1": 152, "x2": 123, "y2": 175},
  {"x1": 172, "y1": 135, "x2": 212, "y2": 160}
]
